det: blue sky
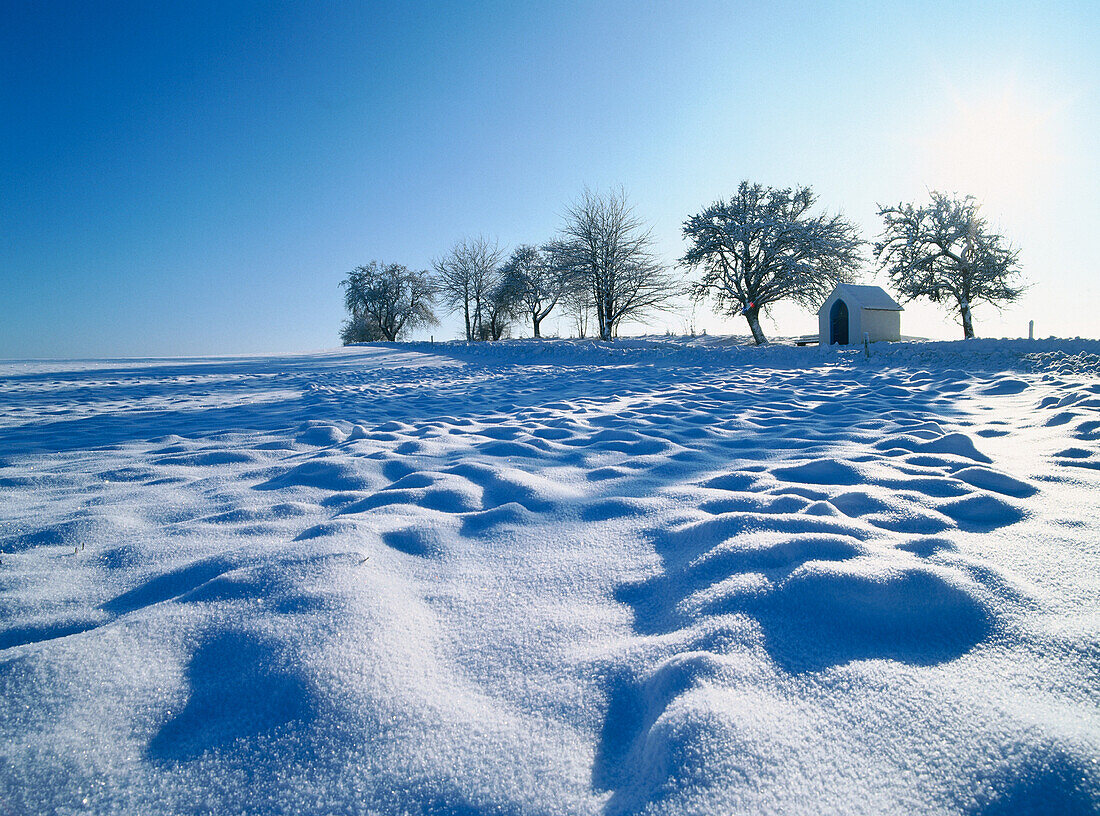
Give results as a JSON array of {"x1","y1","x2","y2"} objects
[{"x1": 3, "y1": 1, "x2": 1097, "y2": 357}]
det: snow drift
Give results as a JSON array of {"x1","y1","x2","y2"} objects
[{"x1": 1, "y1": 337, "x2": 1098, "y2": 815}]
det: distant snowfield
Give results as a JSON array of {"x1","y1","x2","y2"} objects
[{"x1": 2, "y1": 337, "x2": 1098, "y2": 815}]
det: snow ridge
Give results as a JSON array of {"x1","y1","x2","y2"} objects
[{"x1": 1, "y1": 339, "x2": 1098, "y2": 814}]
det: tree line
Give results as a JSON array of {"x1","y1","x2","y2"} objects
[{"x1": 340, "y1": 185, "x2": 1024, "y2": 345}]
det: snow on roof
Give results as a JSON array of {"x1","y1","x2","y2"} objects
[{"x1": 818, "y1": 283, "x2": 904, "y2": 312}]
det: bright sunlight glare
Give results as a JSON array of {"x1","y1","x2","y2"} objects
[{"x1": 921, "y1": 80, "x2": 1066, "y2": 207}]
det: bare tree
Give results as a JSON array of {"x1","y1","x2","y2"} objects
[
  {"x1": 339, "y1": 261, "x2": 437, "y2": 343},
  {"x1": 875, "y1": 192, "x2": 1024, "y2": 339},
  {"x1": 681, "y1": 181, "x2": 864, "y2": 345},
  {"x1": 561, "y1": 284, "x2": 593, "y2": 339},
  {"x1": 480, "y1": 272, "x2": 523, "y2": 340},
  {"x1": 498, "y1": 244, "x2": 571, "y2": 338},
  {"x1": 432, "y1": 237, "x2": 504, "y2": 341},
  {"x1": 552, "y1": 188, "x2": 678, "y2": 341}
]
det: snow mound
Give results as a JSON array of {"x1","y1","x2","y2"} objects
[{"x1": 1, "y1": 337, "x2": 1098, "y2": 815}]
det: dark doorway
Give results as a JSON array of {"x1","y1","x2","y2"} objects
[{"x1": 830, "y1": 299, "x2": 849, "y2": 345}]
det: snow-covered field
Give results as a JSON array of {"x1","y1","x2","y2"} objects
[{"x1": 2, "y1": 336, "x2": 1099, "y2": 815}]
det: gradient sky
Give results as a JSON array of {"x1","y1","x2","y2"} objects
[{"x1": 3, "y1": 1, "x2": 1097, "y2": 358}]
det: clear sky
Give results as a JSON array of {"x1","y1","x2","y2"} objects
[{"x1": 3, "y1": 1, "x2": 1097, "y2": 358}]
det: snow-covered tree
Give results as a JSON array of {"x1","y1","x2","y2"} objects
[
  {"x1": 433, "y1": 237, "x2": 504, "y2": 341},
  {"x1": 681, "y1": 181, "x2": 864, "y2": 345},
  {"x1": 875, "y1": 192, "x2": 1024, "y2": 339},
  {"x1": 339, "y1": 261, "x2": 437, "y2": 343},
  {"x1": 551, "y1": 188, "x2": 678, "y2": 341},
  {"x1": 498, "y1": 245, "x2": 571, "y2": 338}
]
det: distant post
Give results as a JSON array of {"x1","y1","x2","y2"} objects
[{"x1": 1028, "y1": 321, "x2": 1034, "y2": 340}]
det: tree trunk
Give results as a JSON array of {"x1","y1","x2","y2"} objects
[
  {"x1": 597, "y1": 306, "x2": 611, "y2": 341},
  {"x1": 744, "y1": 307, "x2": 767, "y2": 345},
  {"x1": 384, "y1": 316, "x2": 400, "y2": 342},
  {"x1": 464, "y1": 302, "x2": 472, "y2": 341},
  {"x1": 532, "y1": 313, "x2": 541, "y2": 338},
  {"x1": 961, "y1": 303, "x2": 975, "y2": 339}
]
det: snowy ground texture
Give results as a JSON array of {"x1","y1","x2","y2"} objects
[{"x1": 2, "y1": 336, "x2": 1099, "y2": 816}]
